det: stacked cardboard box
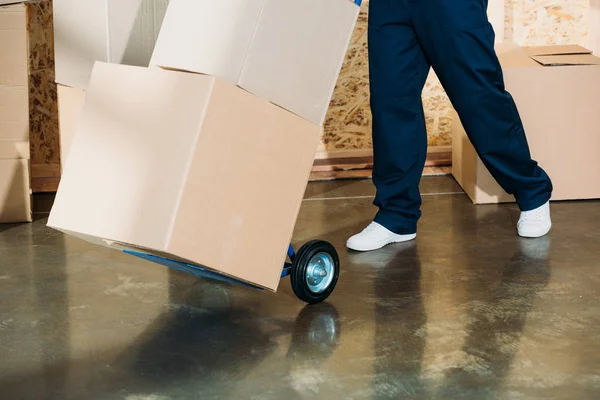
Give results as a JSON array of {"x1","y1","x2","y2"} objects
[
  {"x1": 53, "y1": 0, "x2": 169, "y2": 165},
  {"x1": 150, "y1": 0, "x2": 359, "y2": 125},
  {"x1": 49, "y1": 0, "x2": 360, "y2": 290},
  {"x1": 0, "y1": 1, "x2": 53, "y2": 222},
  {"x1": 453, "y1": 43, "x2": 600, "y2": 204}
]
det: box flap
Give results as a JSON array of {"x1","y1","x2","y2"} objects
[
  {"x1": 530, "y1": 53, "x2": 600, "y2": 66},
  {"x1": 524, "y1": 45, "x2": 600, "y2": 66},
  {"x1": 525, "y1": 45, "x2": 592, "y2": 57}
]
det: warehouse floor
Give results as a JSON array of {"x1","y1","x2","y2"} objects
[{"x1": 1, "y1": 176, "x2": 599, "y2": 400}]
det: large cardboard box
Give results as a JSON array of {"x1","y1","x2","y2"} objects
[
  {"x1": 53, "y1": 0, "x2": 169, "y2": 89},
  {"x1": 453, "y1": 43, "x2": 600, "y2": 204},
  {"x1": 56, "y1": 84, "x2": 85, "y2": 169},
  {"x1": 48, "y1": 62, "x2": 321, "y2": 291},
  {"x1": 150, "y1": 0, "x2": 359, "y2": 125}
]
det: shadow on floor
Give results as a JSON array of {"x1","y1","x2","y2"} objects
[{"x1": 0, "y1": 267, "x2": 343, "y2": 399}]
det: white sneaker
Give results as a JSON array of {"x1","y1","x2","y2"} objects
[
  {"x1": 347, "y1": 222, "x2": 416, "y2": 252},
  {"x1": 517, "y1": 201, "x2": 552, "y2": 238}
]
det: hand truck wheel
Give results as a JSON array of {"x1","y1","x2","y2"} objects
[{"x1": 290, "y1": 240, "x2": 340, "y2": 304}]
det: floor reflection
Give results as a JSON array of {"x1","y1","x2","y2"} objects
[
  {"x1": 87, "y1": 280, "x2": 343, "y2": 399},
  {"x1": 436, "y1": 238, "x2": 552, "y2": 398},
  {"x1": 373, "y1": 242, "x2": 428, "y2": 399}
]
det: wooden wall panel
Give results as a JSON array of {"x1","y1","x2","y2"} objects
[
  {"x1": 27, "y1": 0, "x2": 60, "y2": 192},
  {"x1": 591, "y1": 0, "x2": 600, "y2": 54}
]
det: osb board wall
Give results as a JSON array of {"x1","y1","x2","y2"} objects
[
  {"x1": 321, "y1": 0, "x2": 591, "y2": 153},
  {"x1": 590, "y1": 0, "x2": 600, "y2": 54},
  {"x1": 27, "y1": 0, "x2": 60, "y2": 192}
]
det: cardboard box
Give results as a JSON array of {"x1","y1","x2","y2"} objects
[
  {"x1": 0, "y1": 85, "x2": 28, "y2": 142},
  {"x1": 150, "y1": 0, "x2": 359, "y2": 125},
  {"x1": 0, "y1": 138, "x2": 32, "y2": 224},
  {"x1": 452, "y1": 43, "x2": 600, "y2": 204},
  {"x1": 0, "y1": 156, "x2": 31, "y2": 223},
  {"x1": 48, "y1": 62, "x2": 321, "y2": 291},
  {"x1": 0, "y1": 3, "x2": 32, "y2": 221},
  {"x1": 53, "y1": 0, "x2": 169, "y2": 89},
  {"x1": 56, "y1": 84, "x2": 85, "y2": 169},
  {"x1": 0, "y1": 2, "x2": 29, "y2": 143},
  {"x1": 0, "y1": 1, "x2": 60, "y2": 193}
]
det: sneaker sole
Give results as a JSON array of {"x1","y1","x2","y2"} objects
[
  {"x1": 346, "y1": 234, "x2": 417, "y2": 252},
  {"x1": 518, "y1": 224, "x2": 552, "y2": 239}
]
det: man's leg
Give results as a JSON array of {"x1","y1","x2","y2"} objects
[
  {"x1": 347, "y1": 0, "x2": 430, "y2": 251},
  {"x1": 409, "y1": 0, "x2": 553, "y2": 215}
]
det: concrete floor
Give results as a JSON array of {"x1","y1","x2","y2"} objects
[{"x1": 1, "y1": 176, "x2": 599, "y2": 400}]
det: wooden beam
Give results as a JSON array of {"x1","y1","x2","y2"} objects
[
  {"x1": 31, "y1": 164, "x2": 61, "y2": 193},
  {"x1": 310, "y1": 146, "x2": 452, "y2": 181},
  {"x1": 310, "y1": 166, "x2": 451, "y2": 181}
]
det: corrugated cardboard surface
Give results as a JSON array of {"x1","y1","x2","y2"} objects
[
  {"x1": 453, "y1": 44, "x2": 600, "y2": 204},
  {"x1": 168, "y1": 78, "x2": 321, "y2": 290},
  {"x1": 53, "y1": 0, "x2": 168, "y2": 89},
  {"x1": 0, "y1": 3, "x2": 27, "y2": 86},
  {"x1": 0, "y1": 159, "x2": 31, "y2": 223},
  {"x1": 239, "y1": 0, "x2": 359, "y2": 125},
  {"x1": 0, "y1": 4, "x2": 32, "y2": 222},
  {"x1": 150, "y1": 0, "x2": 264, "y2": 83},
  {"x1": 0, "y1": 20, "x2": 32, "y2": 222},
  {"x1": 0, "y1": 140, "x2": 29, "y2": 159},
  {"x1": 0, "y1": 140, "x2": 31, "y2": 223},
  {"x1": 0, "y1": 85, "x2": 28, "y2": 141},
  {"x1": 151, "y1": 0, "x2": 359, "y2": 125},
  {"x1": 50, "y1": 63, "x2": 209, "y2": 250},
  {"x1": 57, "y1": 84, "x2": 85, "y2": 170},
  {"x1": 49, "y1": 63, "x2": 320, "y2": 290}
]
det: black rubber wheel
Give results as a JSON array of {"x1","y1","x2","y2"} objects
[{"x1": 290, "y1": 240, "x2": 340, "y2": 304}]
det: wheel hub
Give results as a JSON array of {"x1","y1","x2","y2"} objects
[{"x1": 306, "y1": 252, "x2": 335, "y2": 294}]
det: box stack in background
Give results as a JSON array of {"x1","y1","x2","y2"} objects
[
  {"x1": 53, "y1": 0, "x2": 169, "y2": 166},
  {"x1": 0, "y1": 0, "x2": 57, "y2": 222},
  {"x1": 453, "y1": 43, "x2": 600, "y2": 204},
  {"x1": 48, "y1": 0, "x2": 361, "y2": 290}
]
